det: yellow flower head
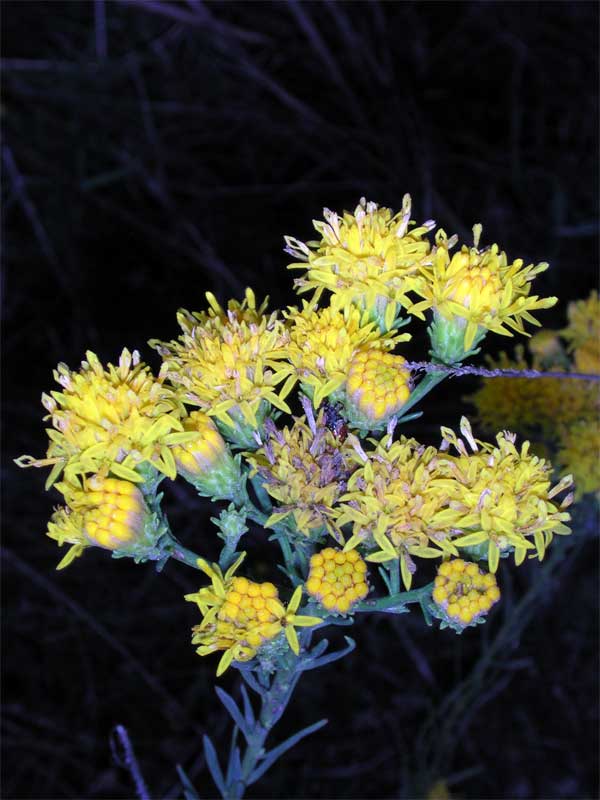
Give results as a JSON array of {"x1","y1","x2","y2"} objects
[
  {"x1": 185, "y1": 554, "x2": 321, "y2": 675},
  {"x1": 334, "y1": 434, "x2": 450, "y2": 589},
  {"x1": 47, "y1": 475, "x2": 152, "y2": 568},
  {"x1": 16, "y1": 349, "x2": 186, "y2": 487},
  {"x1": 562, "y1": 291, "x2": 600, "y2": 374},
  {"x1": 305, "y1": 547, "x2": 369, "y2": 613},
  {"x1": 151, "y1": 293, "x2": 294, "y2": 442},
  {"x1": 285, "y1": 195, "x2": 434, "y2": 327},
  {"x1": 556, "y1": 419, "x2": 600, "y2": 500},
  {"x1": 432, "y1": 559, "x2": 500, "y2": 626},
  {"x1": 285, "y1": 301, "x2": 409, "y2": 408},
  {"x1": 435, "y1": 417, "x2": 574, "y2": 571},
  {"x1": 345, "y1": 349, "x2": 411, "y2": 428},
  {"x1": 177, "y1": 287, "x2": 270, "y2": 333},
  {"x1": 245, "y1": 407, "x2": 357, "y2": 542},
  {"x1": 411, "y1": 227, "x2": 557, "y2": 351},
  {"x1": 171, "y1": 410, "x2": 242, "y2": 498}
]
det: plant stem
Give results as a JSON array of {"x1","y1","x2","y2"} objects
[
  {"x1": 354, "y1": 582, "x2": 434, "y2": 612},
  {"x1": 167, "y1": 543, "x2": 203, "y2": 569},
  {"x1": 396, "y1": 371, "x2": 448, "y2": 421},
  {"x1": 230, "y1": 654, "x2": 301, "y2": 799}
]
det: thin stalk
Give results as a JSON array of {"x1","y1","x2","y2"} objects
[
  {"x1": 396, "y1": 371, "x2": 448, "y2": 421},
  {"x1": 354, "y1": 582, "x2": 434, "y2": 612},
  {"x1": 167, "y1": 543, "x2": 203, "y2": 569}
]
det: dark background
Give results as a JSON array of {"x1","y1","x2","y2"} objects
[{"x1": 2, "y1": 2, "x2": 599, "y2": 799}]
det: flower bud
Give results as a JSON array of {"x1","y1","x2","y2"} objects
[
  {"x1": 344, "y1": 348, "x2": 411, "y2": 431},
  {"x1": 83, "y1": 476, "x2": 147, "y2": 549},
  {"x1": 171, "y1": 411, "x2": 243, "y2": 499},
  {"x1": 305, "y1": 547, "x2": 369, "y2": 614},
  {"x1": 432, "y1": 558, "x2": 500, "y2": 627}
]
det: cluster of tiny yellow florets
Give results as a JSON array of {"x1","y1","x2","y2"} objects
[
  {"x1": 245, "y1": 410, "x2": 357, "y2": 541},
  {"x1": 410, "y1": 227, "x2": 557, "y2": 351},
  {"x1": 186, "y1": 555, "x2": 322, "y2": 675},
  {"x1": 305, "y1": 548, "x2": 369, "y2": 613},
  {"x1": 47, "y1": 475, "x2": 151, "y2": 568},
  {"x1": 346, "y1": 349, "x2": 411, "y2": 424},
  {"x1": 285, "y1": 302, "x2": 408, "y2": 409},
  {"x1": 151, "y1": 293, "x2": 294, "y2": 437},
  {"x1": 468, "y1": 291, "x2": 599, "y2": 499},
  {"x1": 285, "y1": 195, "x2": 435, "y2": 327},
  {"x1": 432, "y1": 559, "x2": 500, "y2": 625}
]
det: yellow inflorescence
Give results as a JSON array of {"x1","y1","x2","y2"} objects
[
  {"x1": 432, "y1": 559, "x2": 500, "y2": 625},
  {"x1": 171, "y1": 411, "x2": 227, "y2": 476},
  {"x1": 334, "y1": 434, "x2": 449, "y2": 589},
  {"x1": 186, "y1": 556, "x2": 321, "y2": 675},
  {"x1": 151, "y1": 292, "x2": 294, "y2": 432},
  {"x1": 16, "y1": 349, "x2": 186, "y2": 486},
  {"x1": 346, "y1": 349, "x2": 411, "y2": 422},
  {"x1": 436, "y1": 418, "x2": 573, "y2": 571},
  {"x1": 285, "y1": 195, "x2": 434, "y2": 325},
  {"x1": 245, "y1": 411, "x2": 357, "y2": 541},
  {"x1": 285, "y1": 302, "x2": 409, "y2": 408},
  {"x1": 305, "y1": 548, "x2": 369, "y2": 613},
  {"x1": 60, "y1": 475, "x2": 146, "y2": 549},
  {"x1": 410, "y1": 228, "x2": 557, "y2": 351}
]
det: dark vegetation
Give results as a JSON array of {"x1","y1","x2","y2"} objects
[{"x1": 2, "y1": 2, "x2": 598, "y2": 798}]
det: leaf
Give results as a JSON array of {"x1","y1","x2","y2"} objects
[
  {"x1": 176, "y1": 764, "x2": 200, "y2": 800},
  {"x1": 238, "y1": 667, "x2": 266, "y2": 697},
  {"x1": 110, "y1": 462, "x2": 143, "y2": 483},
  {"x1": 299, "y1": 636, "x2": 356, "y2": 672},
  {"x1": 248, "y1": 719, "x2": 328, "y2": 785},
  {"x1": 203, "y1": 735, "x2": 227, "y2": 798},
  {"x1": 239, "y1": 684, "x2": 255, "y2": 728},
  {"x1": 215, "y1": 687, "x2": 250, "y2": 739}
]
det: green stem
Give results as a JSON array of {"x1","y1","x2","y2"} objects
[
  {"x1": 167, "y1": 543, "x2": 204, "y2": 569},
  {"x1": 354, "y1": 582, "x2": 434, "y2": 612},
  {"x1": 396, "y1": 371, "x2": 448, "y2": 421},
  {"x1": 230, "y1": 653, "x2": 302, "y2": 799}
]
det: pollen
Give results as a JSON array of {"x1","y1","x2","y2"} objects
[
  {"x1": 432, "y1": 558, "x2": 500, "y2": 626},
  {"x1": 305, "y1": 547, "x2": 369, "y2": 613},
  {"x1": 346, "y1": 349, "x2": 411, "y2": 422}
]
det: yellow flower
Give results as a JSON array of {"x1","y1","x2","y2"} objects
[
  {"x1": 285, "y1": 195, "x2": 434, "y2": 329},
  {"x1": 47, "y1": 475, "x2": 153, "y2": 568},
  {"x1": 177, "y1": 287, "x2": 270, "y2": 331},
  {"x1": 411, "y1": 227, "x2": 557, "y2": 353},
  {"x1": 285, "y1": 302, "x2": 409, "y2": 408},
  {"x1": 556, "y1": 419, "x2": 600, "y2": 500},
  {"x1": 171, "y1": 410, "x2": 242, "y2": 498},
  {"x1": 345, "y1": 348, "x2": 411, "y2": 429},
  {"x1": 16, "y1": 349, "x2": 186, "y2": 487},
  {"x1": 562, "y1": 290, "x2": 600, "y2": 352},
  {"x1": 185, "y1": 555, "x2": 321, "y2": 675},
  {"x1": 245, "y1": 409, "x2": 357, "y2": 542},
  {"x1": 432, "y1": 559, "x2": 500, "y2": 626},
  {"x1": 151, "y1": 292, "x2": 294, "y2": 445},
  {"x1": 434, "y1": 418, "x2": 573, "y2": 571},
  {"x1": 334, "y1": 433, "x2": 450, "y2": 589},
  {"x1": 305, "y1": 547, "x2": 369, "y2": 613}
]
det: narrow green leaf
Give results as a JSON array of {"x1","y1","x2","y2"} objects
[
  {"x1": 215, "y1": 687, "x2": 249, "y2": 739},
  {"x1": 203, "y1": 735, "x2": 227, "y2": 798},
  {"x1": 176, "y1": 764, "x2": 200, "y2": 800},
  {"x1": 299, "y1": 636, "x2": 356, "y2": 672},
  {"x1": 248, "y1": 719, "x2": 328, "y2": 785}
]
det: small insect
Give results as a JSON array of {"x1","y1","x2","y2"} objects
[{"x1": 321, "y1": 399, "x2": 348, "y2": 442}]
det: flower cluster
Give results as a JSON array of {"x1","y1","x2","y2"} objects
[
  {"x1": 285, "y1": 195, "x2": 434, "y2": 328},
  {"x1": 151, "y1": 292, "x2": 294, "y2": 446},
  {"x1": 17, "y1": 193, "x2": 578, "y2": 685},
  {"x1": 432, "y1": 559, "x2": 500, "y2": 626},
  {"x1": 468, "y1": 291, "x2": 599, "y2": 499},
  {"x1": 305, "y1": 547, "x2": 369, "y2": 613},
  {"x1": 411, "y1": 227, "x2": 557, "y2": 356},
  {"x1": 185, "y1": 555, "x2": 321, "y2": 675},
  {"x1": 245, "y1": 408, "x2": 357, "y2": 541}
]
